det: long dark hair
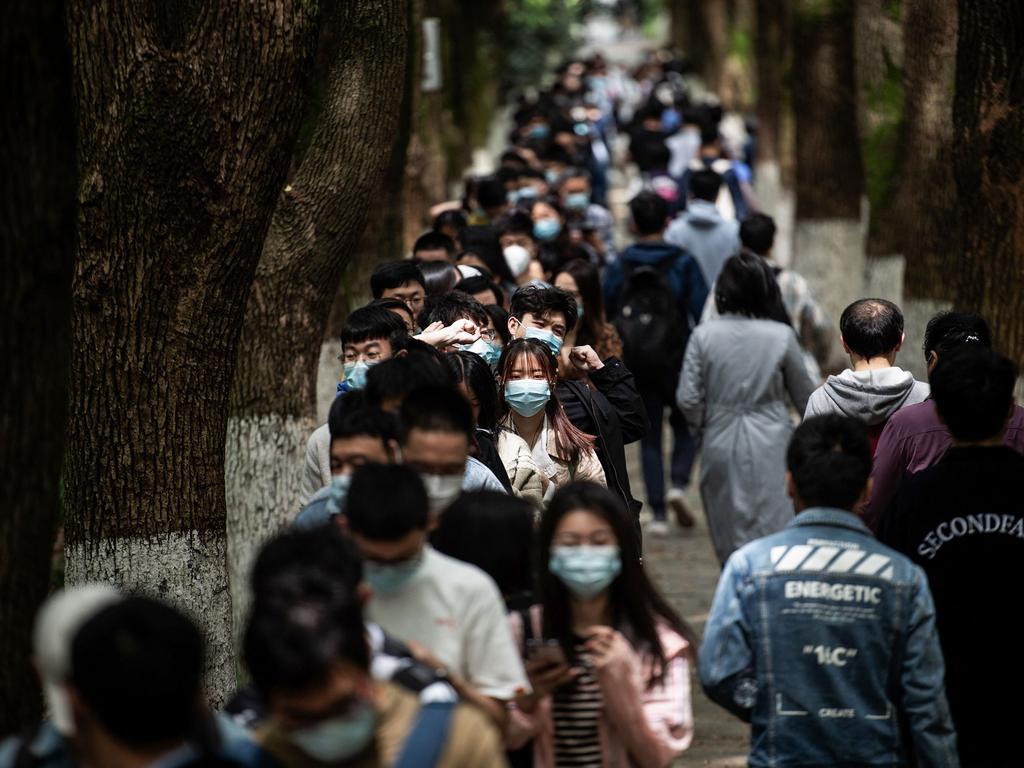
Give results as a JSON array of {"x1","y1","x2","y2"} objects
[
  {"x1": 444, "y1": 350, "x2": 499, "y2": 430},
  {"x1": 715, "y1": 251, "x2": 791, "y2": 325},
  {"x1": 538, "y1": 482, "x2": 696, "y2": 685},
  {"x1": 496, "y1": 338, "x2": 595, "y2": 462},
  {"x1": 556, "y1": 258, "x2": 606, "y2": 349}
]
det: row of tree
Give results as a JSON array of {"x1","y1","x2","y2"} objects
[{"x1": 674, "y1": 0, "x2": 1023, "y2": 376}]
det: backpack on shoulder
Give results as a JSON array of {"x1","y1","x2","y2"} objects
[{"x1": 615, "y1": 258, "x2": 688, "y2": 381}]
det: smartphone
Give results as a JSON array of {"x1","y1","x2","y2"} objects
[{"x1": 525, "y1": 638, "x2": 567, "y2": 667}]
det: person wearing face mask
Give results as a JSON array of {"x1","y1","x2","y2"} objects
[
  {"x1": 346, "y1": 464, "x2": 529, "y2": 730},
  {"x1": 557, "y1": 169, "x2": 616, "y2": 265},
  {"x1": 496, "y1": 211, "x2": 544, "y2": 290},
  {"x1": 497, "y1": 339, "x2": 605, "y2": 497},
  {"x1": 507, "y1": 483, "x2": 696, "y2": 767},
  {"x1": 243, "y1": 526, "x2": 506, "y2": 767},
  {"x1": 527, "y1": 200, "x2": 571, "y2": 279},
  {"x1": 397, "y1": 386, "x2": 508, "y2": 515},
  {"x1": 295, "y1": 391, "x2": 400, "y2": 530}
]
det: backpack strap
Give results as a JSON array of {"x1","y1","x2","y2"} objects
[{"x1": 392, "y1": 700, "x2": 457, "y2": 768}]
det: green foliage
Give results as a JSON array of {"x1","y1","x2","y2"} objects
[
  {"x1": 729, "y1": 26, "x2": 751, "y2": 63},
  {"x1": 862, "y1": 49, "x2": 904, "y2": 234},
  {"x1": 502, "y1": 0, "x2": 585, "y2": 89}
]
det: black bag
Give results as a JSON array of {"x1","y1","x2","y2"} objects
[{"x1": 615, "y1": 257, "x2": 687, "y2": 379}]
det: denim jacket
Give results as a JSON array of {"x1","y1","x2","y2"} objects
[{"x1": 700, "y1": 507, "x2": 958, "y2": 767}]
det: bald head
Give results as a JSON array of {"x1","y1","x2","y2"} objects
[{"x1": 839, "y1": 298, "x2": 904, "y2": 361}]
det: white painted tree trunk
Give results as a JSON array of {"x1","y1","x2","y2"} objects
[
  {"x1": 65, "y1": 532, "x2": 234, "y2": 706},
  {"x1": 900, "y1": 296, "x2": 952, "y2": 382},
  {"x1": 754, "y1": 159, "x2": 795, "y2": 268},
  {"x1": 224, "y1": 414, "x2": 315, "y2": 651},
  {"x1": 317, "y1": 339, "x2": 343, "y2": 424}
]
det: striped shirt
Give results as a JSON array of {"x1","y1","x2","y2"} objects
[{"x1": 552, "y1": 641, "x2": 603, "y2": 767}]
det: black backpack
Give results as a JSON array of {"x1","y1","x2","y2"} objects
[{"x1": 615, "y1": 256, "x2": 687, "y2": 378}]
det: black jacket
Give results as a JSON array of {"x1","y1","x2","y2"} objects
[
  {"x1": 879, "y1": 445, "x2": 1024, "y2": 766},
  {"x1": 557, "y1": 357, "x2": 649, "y2": 542}
]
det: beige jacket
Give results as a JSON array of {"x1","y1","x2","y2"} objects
[
  {"x1": 502, "y1": 416, "x2": 606, "y2": 492},
  {"x1": 495, "y1": 429, "x2": 545, "y2": 507}
]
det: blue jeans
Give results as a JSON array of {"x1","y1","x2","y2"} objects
[{"x1": 639, "y1": 385, "x2": 696, "y2": 521}]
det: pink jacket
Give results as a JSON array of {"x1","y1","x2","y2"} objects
[{"x1": 506, "y1": 608, "x2": 693, "y2": 768}]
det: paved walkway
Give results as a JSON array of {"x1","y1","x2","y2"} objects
[{"x1": 627, "y1": 442, "x2": 750, "y2": 766}]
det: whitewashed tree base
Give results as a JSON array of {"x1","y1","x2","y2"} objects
[
  {"x1": 317, "y1": 339, "x2": 343, "y2": 425},
  {"x1": 65, "y1": 531, "x2": 233, "y2": 706},
  {"x1": 225, "y1": 413, "x2": 313, "y2": 652}
]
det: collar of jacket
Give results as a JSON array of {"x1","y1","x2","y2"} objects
[{"x1": 787, "y1": 507, "x2": 872, "y2": 536}]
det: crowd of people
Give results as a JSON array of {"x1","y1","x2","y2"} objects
[{"x1": 5, "y1": 50, "x2": 1022, "y2": 768}]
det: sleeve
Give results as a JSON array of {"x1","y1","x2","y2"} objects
[
  {"x1": 781, "y1": 330, "x2": 816, "y2": 415},
  {"x1": 700, "y1": 280, "x2": 719, "y2": 324},
  {"x1": 504, "y1": 611, "x2": 549, "y2": 750},
  {"x1": 461, "y1": 579, "x2": 530, "y2": 701},
  {"x1": 676, "y1": 331, "x2": 706, "y2": 439},
  {"x1": 680, "y1": 256, "x2": 709, "y2": 327},
  {"x1": 303, "y1": 426, "x2": 327, "y2": 500},
  {"x1": 793, "y1": 275, "x2": 833, "y2": 367},
  {"x1": 574, "y1": 447, "x2": 607, "y2": 486},
  {"x1": 603, "y1": 259, "x2": 624, "y2": 318},
  {"x1": 899, "y1": 570, "x2": 959, "y2": 766},
  {"x1": 589, "y1": 357, "x2": 649, "y2": 445},
  {"x1": 861, "y1": 420, "x2": 907, "y2": 531},
  {"x1": 698, "y1": 551, "x2": 756, "y2": 722},
  {"x1": 638, "y1": 654, "x2": 693, "y2": 756}
]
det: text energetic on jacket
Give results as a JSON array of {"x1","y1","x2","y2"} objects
[{"x1": 784, "y1": 581, "x2": 882, "y2": 604}]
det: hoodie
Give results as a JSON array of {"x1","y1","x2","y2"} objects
[
  {"x1": 603, "y1": 241, "x2": 708, "y2": 326},
  {"x1": 804, "y1": 367, "x2": 930, "y2": 425},
  {"x1": 664, "y1": 200, "x2": 740, "y2": 287}
]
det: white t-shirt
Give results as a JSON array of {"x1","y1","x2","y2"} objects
[{"x1": 367, "y1": 546, "x2": 529, "y2": 701}]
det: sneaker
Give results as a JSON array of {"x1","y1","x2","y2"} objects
[
  {"x1": 647, "y1": 519, "x2": 670, "y2": 537},
  {"x1": 666, "y1": 488, "x2": 695, "y2": 528}
]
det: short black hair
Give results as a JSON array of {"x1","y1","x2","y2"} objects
[
  {"x1": 460, "y1": 225, "x2": 513, "y2": 283},
  {"x1": 931, "y1": 347, "x2": 1016, "y2": 442},
  {"x1": 840, "y1": 298, "x2": 904, "y2": 359},
  {"x1": 245, "y1": 527, "x2": 369, "y2": 695},
  {"x1": 345, "y1": 463, "x2": 429, "y2": 540},
  {"x1": 420, "y1": 290, "x2": 490, "y2": 329},
  {"x1": 369, "y1": 297, "x2": 415, "y2": 327},
  {"x1": 485, "y1": 304, "x2": 511, "y2": 346},
  {"x1": 922, "y1": 311, "x2": 992, "y2": 361},
  {"x1": 341, "y1": 305, "x2": 408, "y2": 347},
  {"x1": 628, "y1": 190, "x2": 668, "y2": 236},
  {"x1": 328, "y1": 389, "x2": 399, "y2": 444},
  {"x1": 787, "y1": 415, "x2": 872, "y2": 510},
  {"x1": 475, "y1": 175, "x2": 507, "y2": 209},
  {"x1": 71, "y1": 597, "x2": 203, "y2": 748},
  {"x1": 494, "y1": 210, "x2": 535, "y2": 237},
  {"x1": 398, "y1": 385, "x2": 474, "y2": 443},
  {"x1": 455, "y1": 275, "x2": 503, "y2": 306},
  {"x1": 413, "y1": 231, "x2": 455, "y2": 256},
  {"x1": 689, "y1": 169, "x2": 721, "y2": 202},
  {"x1": 370, "y1": 260, "x2": 425, "y2": 299},
  {"x1": 432, "y1": 209, "x2": 467, "y2": 233},
  {"x1": 740, "y1": 213, "x2": 777, "y2": 256},
  {"x1": 431, "y1": 491, "x2": 536, "y2": 597},
  {"x1": 509, "y1": 284, "x2": 578, "y2": 333},
  {"x1": 365, "y1": 352, "x2": 454, "y2": 408},
  {"x1": 444, "y1": 350, "x2": 499, "y2": 429}
]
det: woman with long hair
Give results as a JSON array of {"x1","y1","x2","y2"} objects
[
  {"x1": 507, "y1": 482, "x2": 695, "y2": 766},
  {"x1": 497, "y1": 339, "x2": 606, "y2": 495},
  {"x1": 445, "y1": 350, "x2": 543, "y2": 506},
  {"x1": 553, "y1": 258, "x2": 623, "y2": 361},
  {"x1": 677, "y1": 252, "x2": 816, "y2": 564}
]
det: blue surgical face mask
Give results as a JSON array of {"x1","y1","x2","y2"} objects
[
  {"x1": 549, "y1": 545, "x2": 622, "y2": 600},
  {"x1": 343, "y1": 360, "x2": 373, "y2": 391},
  {"x1": 289, "y1": 701, "x2": 377, "y2": 763},
  {"x1": 529, "y1": 123, "x2": 551, "y2": 140},
  {"x1": 517, "y1": 186, "x2": 540, "y2": 201},
  {"x1": 460, "y1": 338, "x2": 501, "y2": 367},
  {"x1": 364, "y1": 551, "x2": 423, "y2": 596},
  {"x1": 533, "y1": 218, "x2": 562, "y2": 242},
  {"x1": 524, "y1": 326, "x2": 563, "y2": 356},
  {"x1": 504, "y1": 379, "x2": 550, "y2": 418},
  {"x1": 327, "y1": 473, "x2": 352, "y2": 516},
  {"x1": 507, "y1": 189, "x2": 520, "y2": 205},
  {"x1": 565, "y1": 192, "x2": 590, "y2": 211},
  {"x1": 545, "y1": 169, "x2": 561, "y2": 185}
]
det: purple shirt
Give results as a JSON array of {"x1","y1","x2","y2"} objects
[{"x1": 863, "y1": 399, "x2": 1024, "y2": 529}]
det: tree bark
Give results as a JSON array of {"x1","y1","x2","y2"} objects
[
  {"x1": 753, "y1": 0, "x2": 789, "y2": 222},
  {"x1": 63, "y1": 0, "x2": 319, "y2": 704},
  {"x1": 0, "y1": 0, "x2": 76, "y2": 733},
  {"x1": 953, "y1": 0, "x2": 1024, "y2": 367},
  {"x1": 791, "y1": 0, "x2": 866, "y2": 357},
  {"x1": 226, "y1": 0, "x2": 408, "y2": 642}
]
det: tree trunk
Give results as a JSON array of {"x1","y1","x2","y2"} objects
[
  {"x1": 753, "y1": 0, "x2": 789, "y2": 223},
  {"x1": 226, "y1": 0, "x2": 408, "y2": 643},
  {"x1": 63, "y1": 0, "x2": 319, "y2": 704},
  {"x1": 791, "y1": 0, "x2": 865, "y2": 363},
  {"x1": 953, "y1": 0, "x2": 1024, "y2": 367},
  {"x1": 0, "y1": 0, "x2": 76, "y2": 733}
]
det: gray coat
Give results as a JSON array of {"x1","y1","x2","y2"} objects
[{"x1": 677, "y1": 315, "x2": 816, "y2": 564}]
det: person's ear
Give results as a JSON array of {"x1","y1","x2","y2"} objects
[
  {"x1": 894, "y1": 332, "x2": 905, "y2": 352},
  {"x1": 854, "y1": 478, "x2": 873, "y2": 513},
  {"x1": 840, "y1": 335, "x2": 851, "y2": 355},
  {"x1": 395, "y1": 348, "x2": 408, "y2": 358},
  {"x1": 926, "y1": 350, "x2": 938, "y2": 374},
  {"x1": 508, "y1": 316, "x2": 520, "y2": 338},
  {"x1": 785, "y1": 471, "x2": 796, "y2": 501}
]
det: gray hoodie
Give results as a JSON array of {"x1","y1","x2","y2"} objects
[
  {"x1": 664, "y1": 199, "x2": 740, "y2": 287},
  {"x1": 804, "y1": 367, "x2": 930, "y2": 425}
]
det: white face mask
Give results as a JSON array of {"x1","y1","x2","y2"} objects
[
  {"x1": 420, "y1": 472, "x2": 464, "y2": 516},
  {"x1": 289, "y1": 701, "x2": 377, "y2": 762},
  {"x1": 503, "y1": 244, "x2": 532, "y2": 278}
]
